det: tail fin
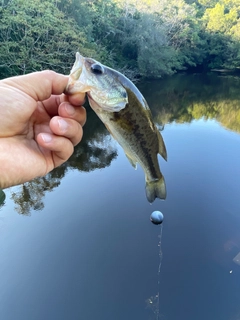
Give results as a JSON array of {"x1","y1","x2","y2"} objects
[{"x1": 145, "y1": 176, "x2": 166, "y2": 203}]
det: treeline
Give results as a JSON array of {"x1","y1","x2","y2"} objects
[{"x1": 0, "y1": 0, "x2": 240, "y2": 79}]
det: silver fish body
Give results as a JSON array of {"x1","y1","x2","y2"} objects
[{"x1": 66, "y1": 53, "x2": 167, "y2": 202}]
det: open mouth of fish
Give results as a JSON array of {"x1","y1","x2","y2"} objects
[
  {"x1": 65, "y1": 53, "x2": 85, "y2": 94},
  {"x1": 70, "y1": 52, "x2": 84, "y2": 81}
]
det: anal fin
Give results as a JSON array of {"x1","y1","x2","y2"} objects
[{"x1": 157, "y1": 130, "x2": 167, "y2": 161}]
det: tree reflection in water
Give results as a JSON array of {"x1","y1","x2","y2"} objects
[
  {"x1": 11, "y1": 174, "x2": 62, "y2": 215},
  {"x1": 10, "y1": 73, "x2": 240, "y2": 215},
  {"x1": 0, "y1": 189, "x2": 6, "y2": 209},
  {"x1": 139, "y1": 73, "x2": 240, "y2": 132}
]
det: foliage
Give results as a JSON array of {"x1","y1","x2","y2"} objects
[
  {"x1": 0, "y1": 0, "x2": 96, "y2": 77},
  {"x1": 0, "y1": 0, "x2": 240, "y2": 77},
  {"x1": 199, "y1": 0, "x2": 240, "y2": 69}
]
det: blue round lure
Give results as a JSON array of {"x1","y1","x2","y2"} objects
[{"x1": 150, "y1": 211, "x2": 164, "y2": 225}]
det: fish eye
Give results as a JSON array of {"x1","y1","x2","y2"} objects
[{"x1": 91, "y1": 63, "x2": 104, "y2": 75}]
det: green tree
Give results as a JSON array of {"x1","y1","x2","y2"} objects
[
  {"x1": 0, "y1": 0, "x2": 95, "y2": 77},
  {"x1": 199, "y1": 0, "x2": 240, "y2": 69},
  {"x1": 203, "y1": 2, "x2": 238, "y2": 33},
  {"x1": 111, "y1": 0, "x2": 204, "y2": 77},
  {"x1": 1, "y1": 0, "x2": 240, "y2": 79}
]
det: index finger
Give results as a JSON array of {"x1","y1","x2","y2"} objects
[{"x1": 2, "y1": 70, "x2": 68, "y2": 102}]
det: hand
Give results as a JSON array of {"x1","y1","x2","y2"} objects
[{"x1": 0, "y1": 70, "x2": 86, "y2": 189}]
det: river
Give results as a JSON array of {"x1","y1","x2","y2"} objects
[{"x1": 1, "y1": 73, "x2": 240, "y2": 320}]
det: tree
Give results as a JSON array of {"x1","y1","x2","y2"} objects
[
  {"x1": 203, "y1": 2, "x2": 238, "y2": 33},
  {"x1": 0, "y1": 0, "x2": 95, "y2": 77},
  {"x1": 200, "y1": 0, "x2": 240, "y2": 69}
]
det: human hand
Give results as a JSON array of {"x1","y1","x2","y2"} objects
[{"x1": 0, "y1": 70, "x2": 86, "y2": 189}]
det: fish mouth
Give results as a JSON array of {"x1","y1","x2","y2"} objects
[
  {"x1": 65, "y1": 52, "x2": 84, "y2": 94},
  {"x1": 71, "y1": 52, "x2": 84, "y2": 79}
]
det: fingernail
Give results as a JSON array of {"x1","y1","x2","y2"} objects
[
  {"x1": 58, "y1": 119, "x2": 69, "y2": 132},
  {"x1": 41, "y1": 133, "x2": 52, "y2": 143},
  {"x1": 65, "y1": 104, "x2": 75, "y2": 116}
]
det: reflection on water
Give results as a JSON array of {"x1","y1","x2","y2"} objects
[
  {"x1": 138, "y1": 73, "x2": 240, "y2": 131},
  {"x1": 1, "y1": 73, "x2": 240, "y2": 320},
  {"x1": 10, "y1": 73, "x2": 240, "y2": 215},
  {"x1": 10, "y1": 174, "x2": 62, "y2": 215},
  {"x1": 0, "y1": 189, "x2": 5, "y2": 208},
  {"x1": 68, "y1": 113, "x2": 117, "y2": 173}
]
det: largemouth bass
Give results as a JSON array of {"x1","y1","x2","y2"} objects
[{"x1": 66, "y1": 52, "x2": 167, "y2": 202}]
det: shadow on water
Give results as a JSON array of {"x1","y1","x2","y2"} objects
[{"x1": 9, "y1": 73, "x2": 240, "y2": 216}]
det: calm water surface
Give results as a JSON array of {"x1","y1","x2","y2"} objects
[{"x1": 1, "y1": 74, "x2": 240, "y2": 320}]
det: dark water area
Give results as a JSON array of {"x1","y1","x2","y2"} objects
[{"x1": 1, "y1": 73, "x2": 240, "y2": 320}]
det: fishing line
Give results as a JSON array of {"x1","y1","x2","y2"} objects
[
  {"x1": 156, "y1": 223, "x2": 163, "y2": 320},
  {"x1": 146, "y1": 223, "x2": 164, "y2": 320}
]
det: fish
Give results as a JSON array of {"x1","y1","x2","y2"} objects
[{"x1": 65, "y1": 52, "x2": 167, "y2": 203}]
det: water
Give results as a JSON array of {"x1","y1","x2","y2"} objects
[{"x1": 1, "y1": 73, "x2": 240, "y2": 320}]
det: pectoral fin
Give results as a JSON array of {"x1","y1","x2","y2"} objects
[
  {"x1": 157, "y1": 130, "x2": 167, "y2": 161},
  {"x1": 125, "y1": 152, "x2": 137, "y2": 170}
]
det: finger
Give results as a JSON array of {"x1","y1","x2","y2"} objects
[
  {"x1": 49, "y1": 116, "x2": 83, "y2": 146},
  {"x1": 3, "y1": 71, "x2": 68, "y2": 102},
  {"x1": 36, "y1": 133, "x2": 74, "y2": 167},
  {"x1": 67, "y1": 92, "x2": 86, "y2": 106},
  {"x1": 40, "y1": 92, "x2": 86, "y2": 117},
  {"x1": 40, "y1": 95, "x2": 64, "y2": 117},
  {"x1": 58, "y1": 103, "x2": 87, "y2": 127}
]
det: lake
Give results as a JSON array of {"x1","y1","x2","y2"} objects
[{"x1": 1, "y1": 73, "x2": 240, "y2": 320}]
